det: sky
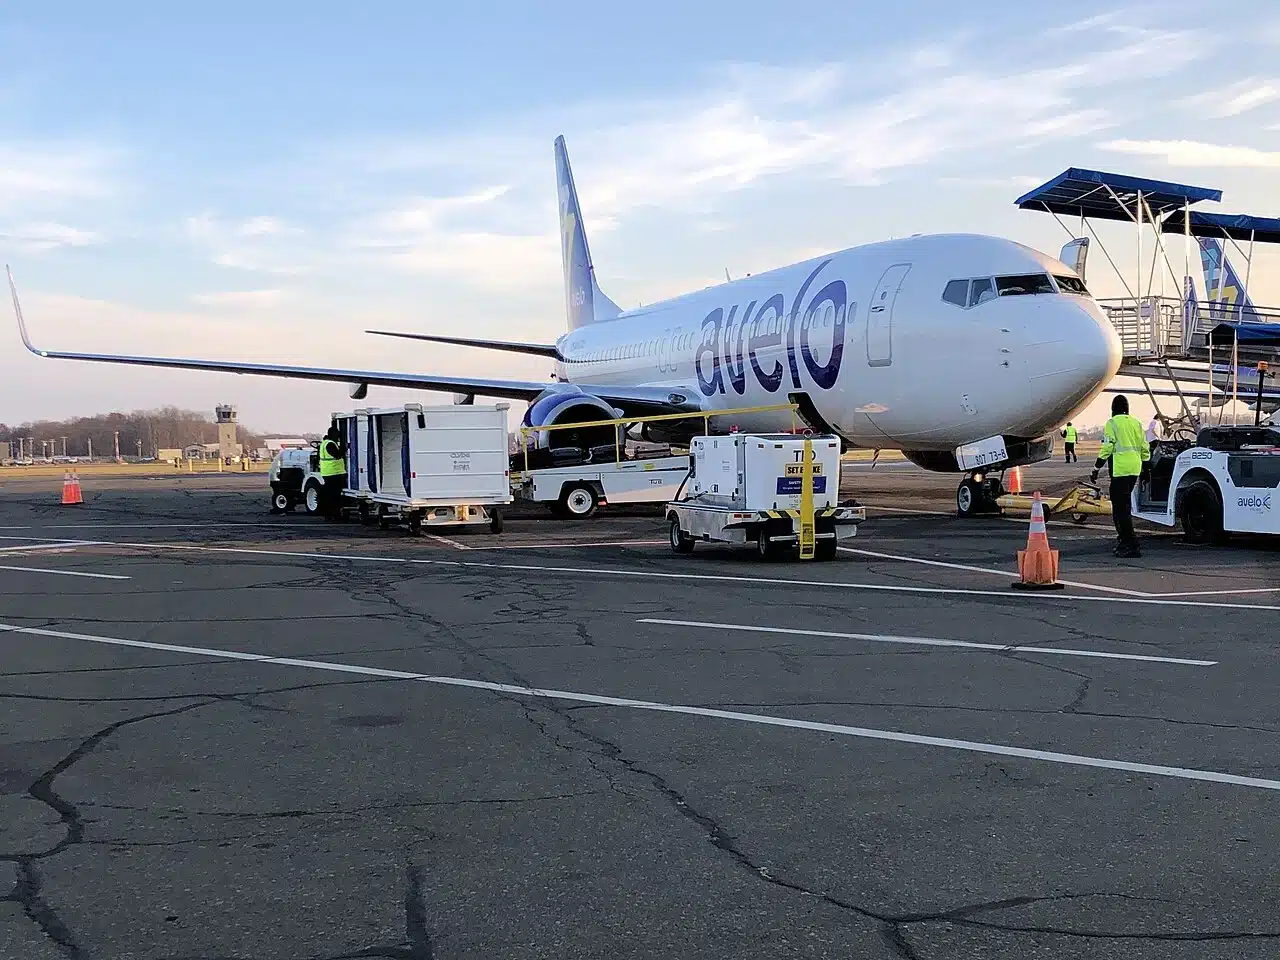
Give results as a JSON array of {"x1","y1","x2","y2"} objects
[{"x1": 3, "y1": 0, "x2": 1280, "y2": 435}]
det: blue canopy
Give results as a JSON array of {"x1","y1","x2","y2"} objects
[
  {"x1": 1015, "y1": 168, "x2": 1222, "y2": 222},
  {"x1": 1160, "y1": 210, "x2": 1280, "y2": 245},
  {"x1": 1208, "y1": 321, "x2": 1280, "y2": 348}
]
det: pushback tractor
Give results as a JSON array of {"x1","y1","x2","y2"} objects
[{"x1": 1134, "y1": 423, "x2": 1280, "y2": 542}]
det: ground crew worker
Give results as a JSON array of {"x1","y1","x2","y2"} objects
[
  {"x1": 1090, "y1": 394, "x2": 1150, "y2": 558},
  {"x1": 1061, "y1": 422, "x2": 1078, "y2": 463},
  {"x1": 317, "y1": 426, "x2": 347, "y2": 521}
]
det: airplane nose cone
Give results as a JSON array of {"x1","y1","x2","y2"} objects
[
  {"x1": 1024, "y1": 302, "x2": 1122, "y2": 428},
  {"x1": 1075, "y1": 302, "x2": 1124, "y2": 385}
]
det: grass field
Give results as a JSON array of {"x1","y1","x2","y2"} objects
[{"x1": 1, "y1": 461, "x2": 271, "y2": 479}]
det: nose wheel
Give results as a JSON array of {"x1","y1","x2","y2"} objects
[{"x1": 956, "y1": 473, "x2": 1005, "y2": 518}]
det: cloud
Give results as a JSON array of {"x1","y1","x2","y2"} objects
[
  {"x1": 190, "y1": 289, "x2": 286, "y2": 307},
  {"x1": 1100, "y1": 138, "x2": 1280, "y2": 168},
  {"x1": 238, "y1": 216, "x2": 300, "y2": 237},
  {"x1": 1181, "y1": 79, "x2": 1280, "y2": 118},
  {"x1": 0, "y1": 221, "x2": 101, "y2": 250},
  {"x1": 938, "y1": 175, "x2": 1044, "y2": 189},
  {"x1": 0, "y1": 143, "x2": 114, "y2": 213},
  {"x1": 93, "y1": 18, "x2": 1217, "y2": 300},
  {"x1": 184, "y1": 213, "x2": 312, "y2": 275},
  {"x1": 347, "y1": 22, "x2": 1206, "y2": 237}
]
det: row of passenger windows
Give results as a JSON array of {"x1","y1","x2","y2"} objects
[
  {"x1": 575, "y1": 304, "x2": 842, "y2": 363},
  {"x1": 941, "y1": 272, "x2": 1089, "y2": 309}
]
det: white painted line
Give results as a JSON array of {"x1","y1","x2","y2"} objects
[
  {"x1": 79, "y1": 540, "x2": 1280, "y2": 613},
  {"x1": 422, "y1": 534, "x2": 471, "y2": 550},
  {"x1": 637, "y1": 618, "x2": 1216, "y2": 666},
  {"x1": 464, "y1": 539, "x2": 668, "y2": 551},
  {"x1": 838, "y1": 546, "x2": 1149, "y2": 597},
  {"x1": 0, "y1": 564, "x2": 129, "y2": 580},
  {"x1": 1154, "y1": 587, "x2": 1280, "y2": 598},
  {"x1": 0, "y1": 621, "x2": 1271, "y2": 792},
  {"x1": 0, "y1": 541, "x2": 94, "y2": 554}
]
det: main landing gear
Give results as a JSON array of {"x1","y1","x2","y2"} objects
[{"x1": 956, "y1": 471, "x2": 1006, "y2": 518}]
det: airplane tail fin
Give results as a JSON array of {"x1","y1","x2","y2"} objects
[
  {"x1": 1199, "y1": 237, "x2": 1259, "y2": 323},
  {"x1": 555, "y1": 135, "x2": 621, "y2": 330}
]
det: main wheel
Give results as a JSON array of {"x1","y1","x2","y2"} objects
[
  {"x1": 560, "y1": 484, "x2": 597, "y2": 518},
  {"x1": 1180, "y1": 479, "x2": 1224, "y2": 545},
  {"x1": 271, "y1": 491, "x2": 291, "y2": 513},
  {"x1": 756, "y1": 530, "x2": 780, "y2": 561},
  {"x1": 669, "y1": 518, "x2": 694, "y2": 554},
  {"x1": 303, "y1": 482, "x2": 322, "y2": 515}
]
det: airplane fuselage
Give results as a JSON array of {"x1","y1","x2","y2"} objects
[{"x1": 553, "y1": 233, "x2": 1122, "y2": 453}]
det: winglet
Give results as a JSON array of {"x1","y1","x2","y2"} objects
[{"x1": 7, "y1": 266, "x2": 43, "y2": 356}]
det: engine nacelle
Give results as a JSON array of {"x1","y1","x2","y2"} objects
[
  {"x1": 522, "y1": 389, "x2": 623, "y2": 451},
  {"x1": 349, "y1": 382, "x2": 369, "y2": 400},
  {"x1": 902, "y1": 436, "x2": 1054, "y2": 473}
]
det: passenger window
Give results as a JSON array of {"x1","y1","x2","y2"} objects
[
  {"x1": 942, "y1": 279, "x2": 968, "y2": 307},
  {"x1": 996, "y1": 274, "x2": 1055, "y2": 296},
  {"x1": 969, "y1": 278, "x2": 995, "y2": 306}
]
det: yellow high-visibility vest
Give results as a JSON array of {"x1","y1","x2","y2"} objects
[
  {"x1": 318, "y1": 439, "x2": 345, "y2": 477},
  {"x1": 1063, "y1": 425, "x2": 1077, "y2": 444},
  {"x1": 1097, "y1": 415, "x2": 1149, "y2": 477}
]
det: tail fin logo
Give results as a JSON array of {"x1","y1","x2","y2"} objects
[{"x1": 1198, "y1": 238, "x2": 1258, "y2": 323}]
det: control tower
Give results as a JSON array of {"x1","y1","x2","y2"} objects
[{"x1": 215, "y1": 404, "x2": 243, "y2": 460}]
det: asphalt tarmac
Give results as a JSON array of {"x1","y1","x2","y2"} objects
[{"x1": 2, "y1": 461, "x2": 1279, "y2": 960}]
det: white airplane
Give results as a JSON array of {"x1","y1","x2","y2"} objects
[{"x1": 8, "y1": 136, "x2": 1121, "y2": 515}]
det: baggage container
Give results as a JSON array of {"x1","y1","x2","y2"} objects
[{"x1": 365, "y1": 403, "x2": 512, "y2": 534}]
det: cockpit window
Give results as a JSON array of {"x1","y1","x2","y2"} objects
[
  {"x1": 969, "y1": 277, "x2": 996, "y2": 307},
  {"x1": 996, "y1": 274, "x2": 1056, "y2": 296},
  {"x1": 942, "y1": 279, "x2": 968, "y2": 307},
  {"x1": 1054, "y1": 274, "x2": 1089, "y2": 295}
]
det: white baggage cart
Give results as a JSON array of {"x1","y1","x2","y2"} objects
[{"x1": 364, "y1": 403, "x2": 512, "y2": 534}]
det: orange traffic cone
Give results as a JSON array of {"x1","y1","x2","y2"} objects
[
  {"x1": 1011, "y1": 491, "x2": 1062, "y2": 590},
  {"x1": 1007, "y1": 467, "x2": 1022, "y2": 495},
  {"x1": 60, "y1": 471, "x2": 83, "y2": 506}
]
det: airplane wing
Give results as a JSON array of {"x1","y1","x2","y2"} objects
[
  {"x1": 7, "y1": 267, "x2": 701, "y2": 413},
  {"x1": 365, "y1": 329, "x2": 564, "y2": 360}
]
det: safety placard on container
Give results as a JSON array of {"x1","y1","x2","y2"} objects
[
  {"x1": 783, "y1": 462, "x2": 824, "y2": 477},
  {"x1": 955, "y1": 435, "x2": 1009, "y2": 471},
  {"x1": 776, "y1": 476, "x2": 828, "y2": 494}
]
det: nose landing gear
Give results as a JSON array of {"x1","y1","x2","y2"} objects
[{"x1": 956, "y1": 471, "x2": 1006, "y2": 518}]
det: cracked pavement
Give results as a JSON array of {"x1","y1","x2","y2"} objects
[{"x1": 1, "y1": 468, "x2": 1279, "y2": 959}]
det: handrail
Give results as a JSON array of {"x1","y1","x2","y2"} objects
[{"x1": 517, "y1": 401, "x2": 803, "y2": 475}]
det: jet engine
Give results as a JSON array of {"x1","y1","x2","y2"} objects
[{"x1": 522, "y1": 388, "x2": 624, "y2": 451}]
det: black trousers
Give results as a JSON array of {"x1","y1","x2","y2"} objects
[
  {"x1": 1064, "y1": 443, "x2": 1077, "y2": 463},
  {"x1": 1110, "y1": 474, "x2": 1138, "y2": 550},
  {"x1": 322, "y1": 474, "x2": 346, "y2": 519}
]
